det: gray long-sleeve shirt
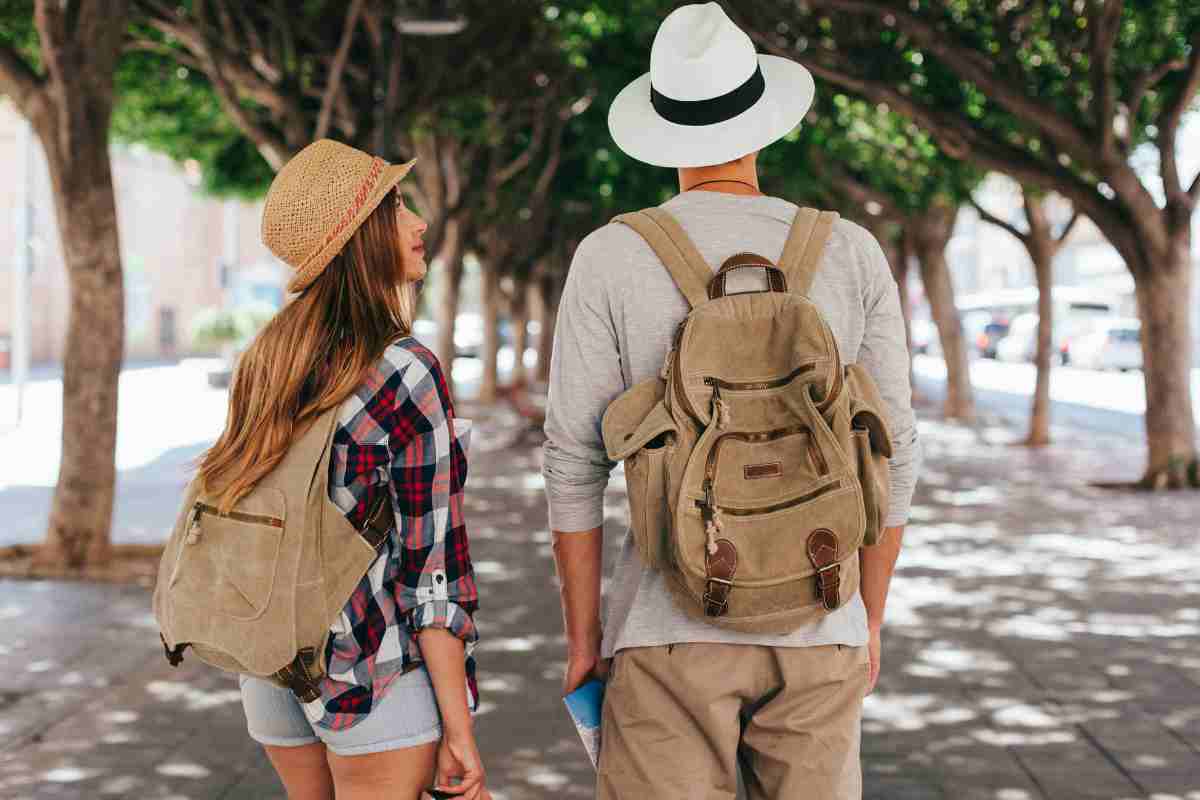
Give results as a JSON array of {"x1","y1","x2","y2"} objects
[{"x1": 541, "y1": 189, "x2": 921, "y2": 658}]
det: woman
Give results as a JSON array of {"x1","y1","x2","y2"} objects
[{"x1": 197, "y1": 139, "x2": 488, "y2": 800}]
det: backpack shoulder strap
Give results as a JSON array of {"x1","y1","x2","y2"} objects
[
  {"x1": 613, "y1": 207, "x2": 712, "y2": 308},
  {"x1": 779, "y1": 208, "x2": 839, "y2": 296}
]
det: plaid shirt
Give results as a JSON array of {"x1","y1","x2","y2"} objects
[{"x1": 313, "y1": 335, "x2": 479, "y2": 730}]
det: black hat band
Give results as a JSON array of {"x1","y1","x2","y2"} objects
[{"x1": 650, "y1": 64, "x2": 766, "y2": 126}]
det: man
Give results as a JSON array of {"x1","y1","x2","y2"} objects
[{"x1": 540, "y1": 3, "x2": 920, "y2": 797}]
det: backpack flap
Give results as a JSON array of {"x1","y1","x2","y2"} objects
[{"x1": 602, "y1": 376, "x2": 672, "y2": 461}]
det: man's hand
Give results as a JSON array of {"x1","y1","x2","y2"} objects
[
  {"x1": 552, "y1": 528, "x2": 607, "y2": 696},
  {"x1": 860, "y1": 525, "x2": 903, "y2": 697},
  {"x1": 562, "y1": 631, "x2": 610, "y2": 696},
  {"x1": 866, "y1": 625, "x2": 882, "y2": 695}
]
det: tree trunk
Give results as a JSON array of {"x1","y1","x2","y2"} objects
[
  {"x1": 912, "y1": 205, "x2": 975, "y2": 421},
  {"x1": 434, "y1": 218, "x2": 464, "y2": 389},
  {"x1": 478, "y1": 257, "x2": 501, "y2": 404},
  {"x1": 536, "y1": 274, "x2": 559, "y2": 384},
  {"x1": 896, "y1": 229, "x2": 921, "y2": 402},
  {"x1": 1023, "y1": 198, "x2": 1056, "y2": 447},
  {"x1": 1133, "y1": 243, "x2": 1198, "y2": 487},
  {"x1": 510, "y1": 280, "x2": 531, "y2": 386},
  {"x1": 22, "y1": 0, "x2": 129, "y2": 568},
  {"x1": 34, "y1": 131, "x2": 124, "y2": 569}
]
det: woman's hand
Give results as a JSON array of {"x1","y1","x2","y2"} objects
[{"x1": 431, "y1": 727, "x2": 489, "y2": 800}]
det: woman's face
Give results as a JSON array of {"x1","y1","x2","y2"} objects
[{"x1": 396, "y1": 198, "x2": 429, "y2": 281}]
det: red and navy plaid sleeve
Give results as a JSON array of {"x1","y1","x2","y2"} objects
[
  {"x1": 314, "y1": 336, "x2": 479, "y2": 730},
  {"x1": 388, "y1": 346, "x2": 479, "y2": 645}
]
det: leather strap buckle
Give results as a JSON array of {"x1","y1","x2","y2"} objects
[
  {"x1": 703, "y1": 539, "x2": 738, "y2": 617},
  {"x1": 806, "y1": 528, "x2": 842, "y2": 611},
  {"x1": 359, "y1": 492, "x2": 392, "y2": 553},
  {"x1": 272, "y1": 647, "x2": 322, "y2": 704}
]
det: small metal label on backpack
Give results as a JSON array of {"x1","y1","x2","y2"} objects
[{"x1": 744, "y1": 462, "x2": 783, "y2": 480}]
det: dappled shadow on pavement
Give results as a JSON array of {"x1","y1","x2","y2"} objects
[
  {"x1": 0, "y1": 407, "x2": 1197, "y2": 798},
  {"x1": 863, "y1": 419, "x2": 1200, "y2": 799}
]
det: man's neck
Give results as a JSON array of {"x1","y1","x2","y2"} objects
[{"x1": 677, "y1": 163, "x2": 762, "y2": 196}]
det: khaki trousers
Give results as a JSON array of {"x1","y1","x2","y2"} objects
[{"x1": 596, "y1": 642, "x2": 870, "y2": 800}]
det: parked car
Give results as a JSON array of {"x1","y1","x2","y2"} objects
[
  {"x1": 996, "y1": 312, "x2": 1040, "y2": 363},
  {"x1": 960, "y1": 310, "x2": 1010, "y2": 359},
  {"x1": 1067, "y1": 318, "x2": 1142, "y2": 371}
]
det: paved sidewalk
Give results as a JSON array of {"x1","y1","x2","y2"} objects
[{"x1": 1, "y1": 401, "x2": 1198, "y2": 799}]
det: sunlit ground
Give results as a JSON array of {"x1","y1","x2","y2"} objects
[{"x1": 0, "y1": 357, "x2": 1198, "y2": 798}]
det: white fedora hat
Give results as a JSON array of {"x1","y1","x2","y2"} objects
[{"x1": 608, "y1": 2, "x2": 815, "y2": 168}]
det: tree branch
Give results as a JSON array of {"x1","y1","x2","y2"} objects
[
  {"x1": 1159, "y1": 31, "x2": 1200, "y2": 200},
  {"x1": 1128, "y1": 57, "x2": 1186, "y2": 124},
  {"x1": 125, "y1": 39, "x2": 204, "y2": 71},
  {"x1": 490, "y1": 100, "x2": 550, "y2": 188},
  {"x1": 800, "y1": 0, "x2": 1095, "y2": 158},
  {"x1": 1089, "y1": 0, "x2": 1123, "y2": 159},
  {"x1": 750, "y1": 20, "x2": 1147, "y2": 269},
  {"x1": 194, "y1": 0, "x2": 288, "y2": 169},
  {"x1": 970, "y1": 197, "x2": 1029, "y2": 244},
  {"x1": 0, "y1": 42, "x2": 43, "y2": 117},
  {"x1": 1057, "y1": 210, "x2": 1082, "y2": 243},
  {"x1": 314, "y1": 0, "x2": 364, "y2": 140}
]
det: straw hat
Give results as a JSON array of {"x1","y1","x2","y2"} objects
[{"x1": 261, "y1": 139, "x2": 418, "y2": 294}]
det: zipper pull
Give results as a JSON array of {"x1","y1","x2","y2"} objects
[
  {"x1": 701, "y1": 481, "x2": 721, "y2": 555},
  {"x1": 710, "y1": 381, "x2": 730, "y2": 430},
  {"x1": 659, "y1": 347, "x2": 672, "y2": 380}
]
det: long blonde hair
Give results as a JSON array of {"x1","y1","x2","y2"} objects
[{"x1": 199, "y1": 187, "x2": 416, "y2": 512}]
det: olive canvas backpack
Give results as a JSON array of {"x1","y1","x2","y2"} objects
[
  {"x1": 152, "y1": 405, "x2": 392, "y2": 710},
  {"x1": 600, "y1": 206, "x2": 894, "y2": 634}
]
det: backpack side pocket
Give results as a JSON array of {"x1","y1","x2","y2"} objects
[
  {"x1": 852, "y1": 428, "x2": 889, "y2": 545},
  {"x1": 844, "y1": 363, "x2": 893, "y2": 546},
  {"x1": 624, "y1": 430, "x2": 674, "y2": 568},
  {"x1": 603, "y1": 382, "x2": 676, "y2": 570}
]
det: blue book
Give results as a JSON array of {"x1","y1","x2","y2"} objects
[{"x1": 563, "y1": 678, "x2": 606, "y2": 770}]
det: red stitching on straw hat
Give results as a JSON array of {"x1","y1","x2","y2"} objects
[{"x1": 322, "y1": 156, "x2": 385, "y2": 248}]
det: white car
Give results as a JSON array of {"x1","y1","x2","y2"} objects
[
  {"x1": 996, "y1": 313, "x2": 1039, "y2": 362},
  {"x1": 1067, "y1": 318, "x2": 1142, "y2": 371}
]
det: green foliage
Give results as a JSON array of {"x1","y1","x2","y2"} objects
[
  {"x1": 0, "y1": 0, "x2": 38, "y2": 74},
  {"x1": 112, "y1": 44, "x2": 274, "y2": 199},
  {"x1": 764, "y1": 92, "x2": 983, "y2": 216},
  {"x1": 190, "y1": 304, "x2": 274, "y2": 350},
  {"x1": 741, "y1": 0, "x2": 1200, "y2": 195}
]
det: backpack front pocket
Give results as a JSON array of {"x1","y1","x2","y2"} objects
[{"x1": 168, "y1": 489, "x2": 286, "y2": 621}]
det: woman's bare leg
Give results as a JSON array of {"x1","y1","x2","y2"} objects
[
  {"x1": 326, "y1": 739, "x2": 438, "y2": 800},
  {"x1": 263, "y1": 742, "x2": 335, "y2": 800}
]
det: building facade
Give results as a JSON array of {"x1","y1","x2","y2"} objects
[{"x1": 0, "y1": 102, "x2": 284, "y2": 367}]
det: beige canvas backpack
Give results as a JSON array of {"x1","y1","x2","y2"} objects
[
  {"x1": 152, "y1": 406, "x2": 391, "y2": 704},
  {"x1": 600, "y1": 206, "x2": 894, "y2": 634}
]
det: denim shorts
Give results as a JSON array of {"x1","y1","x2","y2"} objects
[{"x1": 238, "y1": 665, "x2": 442, "y2": 757}]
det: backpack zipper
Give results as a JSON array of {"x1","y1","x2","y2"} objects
[
  {"x1": 193, "y1": 501, "x2": 285, "y2": 528},
  {"x1": 702, "y1": 363, "x2": 816, "y2": 393},
  {"x1": 712, "y1": 479, "x2": 843, "y2": 516},
  {"x1": 703, "y1": 425, "x2": 827, "y2": 487}
]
